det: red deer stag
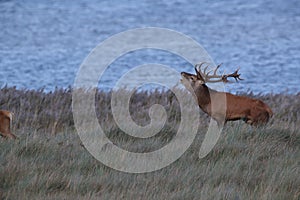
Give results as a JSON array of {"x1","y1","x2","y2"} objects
[
  {"x1": 0, "y1": 110, "x2": 17, "y2": 139},
  {"x1": 181, "y1": 63, "x2": 273, "y2": 126}
]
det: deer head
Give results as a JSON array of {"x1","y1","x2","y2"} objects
[{"x1": 181, "y1": 62, "x2": 243, "y2": 89}]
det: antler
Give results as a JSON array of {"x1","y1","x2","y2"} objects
[
  {"x1": 222, "y1": 67, "x2": 244, "y2": 83},
  {"x1": 195, "y1": 62, "x2": 243, "y2": 83}
]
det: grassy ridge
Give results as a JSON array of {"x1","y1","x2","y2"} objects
[{"x1": 0, "y1": 87, "x2": 299, "y2": 199}]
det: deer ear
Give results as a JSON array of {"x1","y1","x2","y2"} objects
[{"x1": 194, "y1": 67, "x2": 201, "y2": 79}]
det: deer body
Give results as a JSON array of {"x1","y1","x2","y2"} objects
[
  {"x1": 224, "y1": 92, "x2": 273, "y2": 125},
  {"x1": 0, "y1": 110, "x2": 17, "y2": 139},
  {"x1": 181, "y1": 63, "x2": 273, "y2": 126}
]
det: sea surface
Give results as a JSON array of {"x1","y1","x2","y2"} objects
[{"x1": 1, "y1": 0, "x2": 300, "y2": 94}]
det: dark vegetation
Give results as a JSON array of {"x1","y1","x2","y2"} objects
[{"x1": 0, "y1": 86, "x2": 299, "y2": 199}]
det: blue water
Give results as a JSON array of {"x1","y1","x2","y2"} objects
[{"x1": 1, "y1": 0, "x2": 300, "y2": 94}]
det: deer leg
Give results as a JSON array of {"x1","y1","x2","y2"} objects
[
  {"x1": 245, "y1": 115, "x2": 254, "y2": 125},
  {"x1": 7, "y1": 132, "x2": 17, "y2": 139},
  {"x1": 0, "y1": 131, "x2": 17, "y2": 139},
  {"x1": 216, "y1": 120, "x2": 224, "y2": 129},
  {"x1": 212, "y1": 114, "x2": 226, "y2": 129},
  {"x1": 256, "y1": 111, "x2": 270, "y2": 124},
  {"x1": 246, "y1": 120, "x2": 253, "y2": 125}
]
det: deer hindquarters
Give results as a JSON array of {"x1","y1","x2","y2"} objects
[{"x1": 0, "y1": 110, "x2": 17, "y2": 139}]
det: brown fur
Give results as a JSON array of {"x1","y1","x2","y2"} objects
[
  {"x1": 181, "y1": 72, "x2": 273, "y2": 126},
  {"x1": 0, "y1": 110, "x2": 17, "y2": 139}
]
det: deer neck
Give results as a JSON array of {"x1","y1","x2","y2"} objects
[{"x1": 194, "y1": 84, "x2": 211, "y2": 113}]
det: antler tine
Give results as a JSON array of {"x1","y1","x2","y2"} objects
[
  {"x1": 213, "y1": 63, "x2": 222, "y2": 75},
  {"x1": 222, "y1": 67, "x2": 244, "y2": 82},
  {"x1": 193, "y1": 62, "x2": 224, "y2": 82},
  {"x1": 234, "y1": 67, "x2": 244, "y2": 81},
  {"x1": 194, "y1": 62, "x2": 208, "y2": 81},
  {"x1": 203, "y1": 65, "x2": 209, "y2": 74},
  {"x1": 201, "y1": 64, "x2": 210, "y2": 81},
  {"x1": 206, "y1": 63, "x2": 222, "y2": 77},
  {"x1": 195, "y1": 62, "x2": 207, "y2": 72},
  {"x1": 206, "y1": 63, "x2": 224, "y2": 80},
  {"x1": 194, "y1": 62, "x2": 208, "y2": 80}
]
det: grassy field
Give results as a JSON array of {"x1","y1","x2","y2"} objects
[{"x1": 0, "y1": 87, "x2": 299, "y2": 200}]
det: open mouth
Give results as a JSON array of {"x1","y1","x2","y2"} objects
[
  {"x1": 180, "y1": 75, "x2": 187, "y2": 83},
  {"x1": 180, "y1": 74, "x2": 187, "y2": 82}
]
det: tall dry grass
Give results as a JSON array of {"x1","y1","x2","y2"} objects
[{"x1": 0, "y1": 86, "x2": 299, "y2": 199}]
